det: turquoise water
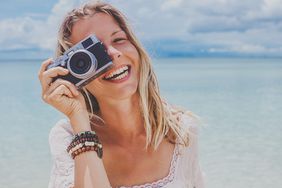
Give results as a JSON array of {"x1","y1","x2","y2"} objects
[{"x1": 0, "y1": 58, "x2": 281, "y2": 188}]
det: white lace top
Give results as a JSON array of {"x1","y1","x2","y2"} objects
[{"x1": 48, "y1": 113, "x2": 205, "y2": 188}]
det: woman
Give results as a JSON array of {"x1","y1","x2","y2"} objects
[{"x1": 38, "y1": 1, "x2": 204, "y2": 188}]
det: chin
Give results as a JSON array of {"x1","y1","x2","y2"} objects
[{"x1": 109, "y1": 84, "x2": 139, "y2": 100}]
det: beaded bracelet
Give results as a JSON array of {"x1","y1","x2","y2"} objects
[
  {"x1": 68, "y1": 141, "x2": 101, "y2": 154},
  {"x1": 70, "y1": 142, "x2": 103, "y2": 159},
  {"x1": 67, "y1": 131, "x2": 103, "y2": 159},
  {"x1": 67, "y1": 135, "x2": 99, "y2": 152}
]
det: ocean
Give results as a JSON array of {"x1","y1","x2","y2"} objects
[{"x1": 0, "y1": 58, "x2": 281, "y2": 188}]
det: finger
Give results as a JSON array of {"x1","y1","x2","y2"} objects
[
  {"x1": 38, "y1": 58, "x2": 53, "y2": 79},
  {"x1": 46, "y1": 79, "x2": 79, "y2": 97},
  {"x1": 46, "y1": 85, "x2": 73, "y2": 104},
  {"x1": 43, "y1": 66, "x2": 69, "y2": 79},
  {"x1": 56, "y1": 84, "x2": 73, "y2": 98},
  {"x1": 40, "y1": 67, "x2": 69, "y2": 93}
]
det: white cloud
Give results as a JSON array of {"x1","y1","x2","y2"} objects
[
  {"x1": 0, "y1": 0, "x2": 85, "y2": 51},
  {"x1": 0, "y1": 0, "x2": 281, "y2": 57},
  {"x1": 261, "y1": 0, "x2": 282, "y2": 17},
  {"x1": 160, "y1": 0, "x2": 183, "y2": 11}
]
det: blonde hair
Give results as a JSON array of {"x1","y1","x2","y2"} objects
[{"x1": 55, "y1": 1, "x2": 197, "y2": 150}]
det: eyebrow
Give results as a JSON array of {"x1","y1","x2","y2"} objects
[{"x1": 111, "y1": 30, "x2": 124, "y2": 36}]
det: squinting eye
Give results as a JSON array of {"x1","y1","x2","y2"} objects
[{"x1": 113, "y1": 38, "x2": 126, "y2": 43}]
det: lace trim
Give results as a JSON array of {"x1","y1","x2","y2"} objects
[{"x1": 118, "y1": 144, "x2": 180, "y2": 188}]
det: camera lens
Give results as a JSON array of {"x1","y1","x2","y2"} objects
[
  {"x1": 69, "y1": 52, "x2": 91, "y2": 74},
  {"x1": 68, "y1": 50, "x2": 97, "y2": 79}
]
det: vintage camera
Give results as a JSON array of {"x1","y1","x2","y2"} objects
[{"x1": 47, "y1": 34, "x2": 113, "y2": 89}]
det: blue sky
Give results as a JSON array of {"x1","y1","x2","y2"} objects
[{"x1": 0, "y1": 0, "x2": 282, "y2": 59}]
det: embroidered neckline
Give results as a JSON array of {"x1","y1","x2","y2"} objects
[{"x1": 118, "y1": 144, "x2": 179, "y2": 188}]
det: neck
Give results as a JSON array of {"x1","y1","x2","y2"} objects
[{"x1": 94, "y1": 94, "x2": 146, "y2": 147}]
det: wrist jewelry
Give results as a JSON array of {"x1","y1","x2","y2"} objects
[{"x1": 67, "y1": 131, "x2": 103, "y2": 159}]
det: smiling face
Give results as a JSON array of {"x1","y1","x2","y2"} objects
[{"x1": 70, "y1": 13, "x2": 140, "y2": 103}]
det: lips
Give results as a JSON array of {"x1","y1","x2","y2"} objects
[{"x1": 103, "y1": 65, "x2": 131, "y2": 81}]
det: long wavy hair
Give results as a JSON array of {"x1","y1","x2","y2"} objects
[{"x1": 55, "y1": 1, "x2": 197, "y2": 150}]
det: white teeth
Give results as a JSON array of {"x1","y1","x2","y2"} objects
[
  {"x1": 105, "y1": 65, "x2": 129, "y2": 80},
  {"x1": 113, "y1": 71, "x2": 128, "y2": 80}
]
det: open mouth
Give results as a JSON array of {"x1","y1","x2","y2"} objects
[{"x1": 103, "y1": 65, "x2": 131, "y2": 81}]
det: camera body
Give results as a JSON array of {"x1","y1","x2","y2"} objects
[{"x1": 47, "y1": 34, "x2": 113, "y2": 89}]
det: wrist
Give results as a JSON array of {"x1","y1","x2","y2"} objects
[
  {"x1": 69, "y1": 110, "x2": 91, "y2": 134},
  {"x1": 67, "y1": 131, "x2": 103, "y2": 159}
]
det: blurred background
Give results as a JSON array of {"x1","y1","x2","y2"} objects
[{"x1": 0, "y1": 0, "x2": 281, "y2": 187}]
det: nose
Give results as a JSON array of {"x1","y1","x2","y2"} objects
[{"x1": 107, "y1": 45, "x2": 122, "y2": 60}]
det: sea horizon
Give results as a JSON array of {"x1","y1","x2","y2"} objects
[{"x1": 0, "y1": 57, "x2": 281, "y2": 188}]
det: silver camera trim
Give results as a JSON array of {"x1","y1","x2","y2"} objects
[
  {"x1": 47, "y1": 34, "x2": 113, "y2": 89},
  {"x1": 75, "y1": 62, "x2": 113, "y2": 87},
  {"x1": 67, "y1": 49, "x2": 97, "y2": 79}
]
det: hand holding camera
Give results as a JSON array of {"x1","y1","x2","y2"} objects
[
  {"x1": 38, "y1": 58, "x2": 88, "y2": 122},
  {"x1": 38, "y1": 35, "x2": 112, "y2": 131}
]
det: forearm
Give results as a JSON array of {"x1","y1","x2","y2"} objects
[
  {"x1": 70, "y1": 112, "x2": 111, "y2": 188},
  {"x1": 74, "y1": 151, "x2": 111, "y2": 188}
]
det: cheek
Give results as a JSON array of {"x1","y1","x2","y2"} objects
[
  {"x1": 84, "y1": 80, "x2": 103, "y2": 96},
  {"x1": 121, "y1": 42, "x2": 140, "y2": 63},
  {"x1": 127, "y1": 45, "x2": 140, "y2": 76},
  {"x1": 129, "y1": 47, "x2": 140, "y2": 63}
]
